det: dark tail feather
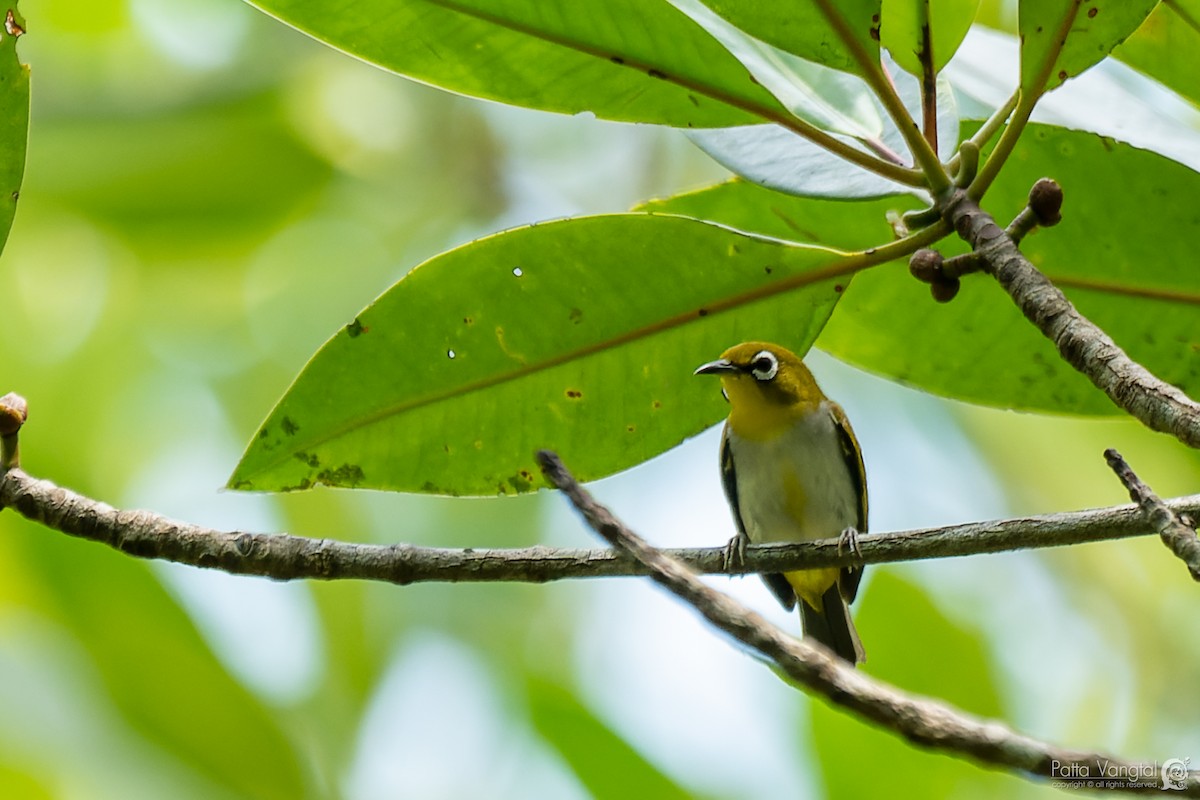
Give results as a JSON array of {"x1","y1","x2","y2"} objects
[{"x1": 800, "y1": 584, "x2": 865, "y2": 665}]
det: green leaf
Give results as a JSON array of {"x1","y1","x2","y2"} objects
[
  {"x1": 230, "y1": 214, "x2": 849, "y2": 495},
  {"x1": 881, "y1": 0, "x2": 982, "y2": 75},
  {"x1": 0, "y1": 3, "x2": 29, "y2": 257},
  {"x1": 698, "y1": 0, "x2": 881, "y2": 77},
  {"x1": 820, "y1": 123, "x2": 1200, "y2": 414},
  {"x1": 1113, "y1": 0, "x2": 1200, "y2": 108},
  {"x1": 1019, "y1": 0, "x2": 1158, "y2": 95},
  {"x1": 527, "y1": 678, "x2": 694, "y2": 800},
  {"x1": 243, "y1": 0, "x2": 787, "y2": 128}
]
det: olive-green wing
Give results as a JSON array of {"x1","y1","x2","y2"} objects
[
  {"x1": 720, "y1": 424, "x2": 797, "y2": 611},
  {"x1": 829, "y1": 401, "x2": 867, "y2": 603}
]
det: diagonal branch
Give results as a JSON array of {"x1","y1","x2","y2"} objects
[
  {"x1": 941, "y1": 187, "x2": 1200, "y2": 450},
  {"x1": 3, "y1": 463, "x2": 1200, "y2": 584},
  {"x1": 535, "y1": 450, "x2": 1200, "y2": 796}
]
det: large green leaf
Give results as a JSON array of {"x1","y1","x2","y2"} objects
[
  {"x1": 881, "y1": 0, "x2": 982, "y2": 75},
  {"x1": 243, "y1": 0, "x2": 787, "y2": 128},
  {"x1": 230, "y1": 214, "x2": 849, "y2": 495},
  {"x1": 0, "y1": 3, "x2": 29, "y2": 256},
  {"x1": 699, "y1": 0, "x2": 880, "y2": 77},
  {"x1": 1114, "y1": 0, "x2": 1200, "y2": 108},
  {"x1": 645, "y1": 126, "x2": 1200, "y2": 415},
  {"x1": 1019, "y1": 0, "x2": 1158, "y2": 94}
]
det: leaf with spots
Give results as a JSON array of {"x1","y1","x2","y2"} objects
[
  {"x1": 1114, "y1": 0, "x2": 1200, "y2": 108},
  {"x1": 1019, "y1": 0, "x2": 1158, "y2": 95},
  {"x1": 0, "y1": 3, "x2": 29, "y2": 259},
  {"x1": 241, "y1": 0, "x2": 789, "y2": 128},
  {"x1": 229, "y1": 214, "x2": 852, "y2": 495}
]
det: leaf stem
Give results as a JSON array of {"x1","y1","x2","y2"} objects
[
  {"x1": 812, "y1": 0, "x2": 951, "y2": 195},
  {"x1": 920, "y1": 23, "x2": 938, "y2": 153},
  {"x1": 966, "y1": 90, "x2": 1036, "y2": 200}
]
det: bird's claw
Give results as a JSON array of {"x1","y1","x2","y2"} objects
[
  {"x1": 723, "y1": 533, "x2": 749, "y2": 573},
  {"x1": 837, "y1": 526, "x2": 863, "y2": 561}
]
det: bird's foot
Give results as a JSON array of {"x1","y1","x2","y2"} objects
[
  {"x1": 723, "y1": 532, "x2": 749, "y2": 573},
  {"x1": 837, "y1": 526, "x2": 863, "y2": 561}
]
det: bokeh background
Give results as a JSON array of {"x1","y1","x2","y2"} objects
[{"x1": 2, "y1": 0, "x2": 1199, "y2": 797}]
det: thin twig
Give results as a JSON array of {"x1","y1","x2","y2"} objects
[
  {"x1": 1105, "y1": 449, "x2": 1200, "y2": 581},
  {"x1": 2, "y1": 466, "x2": 1199, "y2": 584},
  {"x1": 947, "y1": 91, "x2": 1018, "y2": 178},
  {"x1": 535, "y1": 451, "x2": 1200, "y2": 796}
]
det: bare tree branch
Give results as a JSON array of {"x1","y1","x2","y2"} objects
[
  {"x1": 1106, "y1": 448, "x2": 1200, "y2": 581},
  {"x1": 2, "y1": 462, "x2": 1199, "y2": 584},
  {"x1": 940, "y1": 186, "x2": 1200, "y2": 450},
  {"x1": 536, "y1": 450, "x2": 1200, "y2": 796}
]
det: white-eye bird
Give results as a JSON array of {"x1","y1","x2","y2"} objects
[{"x1": 695, "y1": 342, "x2": 866, "y2": 664}]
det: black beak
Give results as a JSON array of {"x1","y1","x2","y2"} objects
[{"x1": 694, "y1": 358, "x2": 738, "y2": 376}]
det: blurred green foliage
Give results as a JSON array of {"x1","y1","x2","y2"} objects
[{"x1": 1, "y1": 0, "x2": 1198, "y2": 798}]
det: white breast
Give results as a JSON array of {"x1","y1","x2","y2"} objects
[{"x1": 726, "y1": 404, "x2": 860, "y2": 545}]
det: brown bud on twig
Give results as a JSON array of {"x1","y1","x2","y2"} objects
[
  {"x1": 930, "y1": 276, "x2": 961, "y2": 303},
  {"x1": 1028, "y1": 178, "x2": 1063, "y2": 227},
  {"x1": 909, "y1": 249, "x2": 944, "y2": 284},
  {"x1": 0, "y1": 393, "x2": 27, "y2": 437}
]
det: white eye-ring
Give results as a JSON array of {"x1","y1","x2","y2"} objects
[{"x1": 749, "y1": 350, "x2": 778, "y2": 381}]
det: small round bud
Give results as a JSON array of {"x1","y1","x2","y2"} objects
[
  {"x1": 1028, "y1": 178, "x2": 1063, "y2": 227},
  {"x1": 0, "y1": 392, "x2": 27, "y2": 436},
  {"x1": 909, "y1": 249, "x2": 944, "y2": 284},
  {"x1": 930, "y1": 276, "x2": 961, "y2": 303}
]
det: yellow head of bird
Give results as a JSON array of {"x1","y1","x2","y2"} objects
[{"x1": 695, "y1": 341, "x2": 825, "y2": 419}]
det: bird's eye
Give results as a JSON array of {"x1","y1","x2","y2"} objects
[{"x1": 749, "y1": 350, "x2": 778, "y2": 381}]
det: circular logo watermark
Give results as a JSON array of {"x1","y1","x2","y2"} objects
[{"x1": 1161, "y1": 758, "x2": 1190, "y2": 792}]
